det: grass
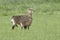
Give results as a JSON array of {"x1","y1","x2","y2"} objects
[{"x1": 0, "y1": 0, "x2": 60, "y2": 40}]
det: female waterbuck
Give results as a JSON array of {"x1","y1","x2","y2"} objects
[{"x1": 11, "y1": 8, "x2": 33, "y2": 30}]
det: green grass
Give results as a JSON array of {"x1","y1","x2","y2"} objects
[{"x1": 0, "y1": 0, "x2": 60, "y2": 40}]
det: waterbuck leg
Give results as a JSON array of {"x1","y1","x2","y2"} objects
[
  {"x1": 20, "y1": 23, "x2": 24, "y2": 30},
  {"x1": 28, "y1": 26, "x2": 29, "y2": 30},
  {"x1": 16, "y1": 25, "x2": 18, "y2": 27},
  {"x1": 24, "y1": 26, "x2": 27, "y2": 29},
  {"x1": 21, "y1": 27, "x2": 23, "y2": 30},
  {"x1": 12, "y1": 25, "x2": 15, "y2": 30}
]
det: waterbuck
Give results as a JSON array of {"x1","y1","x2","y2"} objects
[{"x1": 11, "y1": 8, "x2": 33, "y2": 30}]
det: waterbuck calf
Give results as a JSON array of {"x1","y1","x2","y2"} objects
[{"x1": 11, "y1": 8, "x2": 33, "y2": 30}]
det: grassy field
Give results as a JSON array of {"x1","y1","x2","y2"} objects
[{"x1": 0, "y1": 0, "x2": 60, "y2": 40}]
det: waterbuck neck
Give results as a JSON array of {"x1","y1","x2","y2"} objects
[{"x1": 27, "y1": 9, "x2": 32, "y2": 17}]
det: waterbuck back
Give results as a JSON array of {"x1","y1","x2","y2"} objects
[{"x1": 11, "y1": 8, "x2": 33, "y2": 30}]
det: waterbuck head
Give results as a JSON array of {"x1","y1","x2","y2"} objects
[{"x1": 27, "y1": 8, "x2": 33, "y2": 17}]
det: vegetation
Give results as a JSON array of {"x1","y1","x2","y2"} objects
[{"x1": 0, "y1": 0, "x2": 60, "y2": 40}]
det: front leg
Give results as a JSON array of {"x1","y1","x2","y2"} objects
[{"x1": 20, "y1": 23, "x2": 24, "y2": 30}]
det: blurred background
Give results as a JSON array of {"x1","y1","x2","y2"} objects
[{"x1": 0, "y1": 0, "x2": 60, "y2": 40}]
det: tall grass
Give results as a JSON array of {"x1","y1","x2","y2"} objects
[
  {"x1": 0, "y1": 0, "x2": 60, "y2": 40},
  {"x1": 0, "y1": 0, "x2": 60, "y2": 16}
]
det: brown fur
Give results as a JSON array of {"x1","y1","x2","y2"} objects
[{"x1": 11, "y1": 8, "x2": 32, "y2": 30}]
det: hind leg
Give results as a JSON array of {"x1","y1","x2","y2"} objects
[
  {"x1": 12, "y1": 24, "x2": 18, "y2": 30},
  {"x1": 16, "y1": 25, "x2": 18, "y2": 27},
  {"x1": 28, "y1": 26, "x2": 29, "y2": 30},
  {"x1": 11, "y1": 18, "x2": 16, "y2": 30},
  {"x1": 12, "y1": 25, "x2": 15, "y2": 30}
]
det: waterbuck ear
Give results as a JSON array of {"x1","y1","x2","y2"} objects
[
  {"x1": 29, "y1": 8, "x2": 32, "y2": 9},
  {"x1": 28, "y1": 8, "x2": 33, "y2": 11},
  {"x1": 27, "y1": 8, "x2": 33, "y2": 12}
]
